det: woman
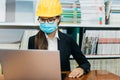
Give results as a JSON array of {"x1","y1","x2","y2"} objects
[{"x1": 28, "y1": 0, "x2": 90, "y2": 79}]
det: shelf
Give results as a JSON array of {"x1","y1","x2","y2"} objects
[
  {"x1": 85, "y1": 55, "x2": 120, "y2": 59},
  {"x1": 16, "y1": 0, "x2": 34, "y2": 1},
  {"x1": 0, "y1": 23, "x2": 120, "y2": 29},
  {"x1": 0, "y1": 23, "x2": 120, "y2": 59},
  {"x1": 0, "y1": 23, "x2": 38, "y2": 29},
  {"x1": 70, "y1": 55, "x2": 120, "y2": 59}
]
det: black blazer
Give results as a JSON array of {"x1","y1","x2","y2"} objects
[{"x1": 28, "y1": 31, "x2": 90, "y2": 73}]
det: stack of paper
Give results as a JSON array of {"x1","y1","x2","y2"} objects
[
  {"x1": 60, "y1": 0, "x2": 81, "y2": 24},
  {"x1": 111, "y1": 0, "x2": 120, "y2": 11},
  {"x1": 109, "y1": 0, "x2": 120, "y2": 25},
  {"x1": 79, "y1": 0, "x2": 105, "y2": 25}
]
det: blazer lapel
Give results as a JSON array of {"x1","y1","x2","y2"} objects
[{"x1": 57, "y1": 31, "x2": 61, "y2": 50}]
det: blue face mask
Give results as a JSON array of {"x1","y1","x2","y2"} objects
[{"x1": 39, "y1": 23, "x2": 57, "y2": 34}]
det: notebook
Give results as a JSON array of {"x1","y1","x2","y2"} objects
[{"x1": 0, "y1": 49, "x2": 61, "y2": 80}]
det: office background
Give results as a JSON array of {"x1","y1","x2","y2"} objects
[{"x1": 0, "y1": 0, "x2": 120, "y2": 76}]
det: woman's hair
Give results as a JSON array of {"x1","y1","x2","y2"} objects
[
  {"x1": 34, "y1": 16, "x2": 60, "y2": 49},
  {"x1": 35, "y1": 30, "x2": 48, "y2": 49}
]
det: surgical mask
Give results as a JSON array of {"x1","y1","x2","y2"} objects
[{"x1": 39, "y1": 22, "x2": 57, "y2": 34}]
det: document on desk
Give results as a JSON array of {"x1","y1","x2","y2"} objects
[{"x1": 0, "y1": 0, "x2": 6, "y2": 22}]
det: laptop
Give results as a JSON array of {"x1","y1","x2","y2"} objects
[{"x1": 0, "y1": 49, "x2": 61, "y2": 80}]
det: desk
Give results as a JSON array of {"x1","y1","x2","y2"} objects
[
  {"x1": 64, "y1": 70, "x2": 120, "y2": 80},
  {"x1": 0, "y1": 70, "x2": 120, "y2": 80}
]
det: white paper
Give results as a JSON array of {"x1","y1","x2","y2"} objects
[{"x1": 0, "y1": 0, "x2": 6, "y2": 22}]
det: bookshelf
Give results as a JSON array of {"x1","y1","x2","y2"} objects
[
  {"x1": 0, "y1": 23, "x2": 120, "y2": 59},
  {"x1": 0, "y1": 0, "x2": 120, "y2": 76},
  {"x1": 0, "y1": 0, "x2": 120, "y2": 58}
]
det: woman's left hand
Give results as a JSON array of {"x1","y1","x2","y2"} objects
[{"x1": 68, "y1": 68, "x2": 84, "y2": 78}]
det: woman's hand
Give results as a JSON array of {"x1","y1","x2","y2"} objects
[{"x1": 68, "y1": 68, "x2": 84, "y2": 78}]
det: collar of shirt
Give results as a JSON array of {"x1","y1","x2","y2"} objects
[
  {"x1": 45, "y1": 30, "x2": 59, "y2": 50},
  {"x1": 45, "y1": 30, "x2": 60, "y2": 40}
]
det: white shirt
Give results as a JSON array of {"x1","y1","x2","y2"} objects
[{"x1": 45, "y1": 31, "x2": 59, "y2": 51}]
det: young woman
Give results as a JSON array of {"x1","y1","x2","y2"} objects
[{"x1": 28, "y1": 0, "x2": 90, "y2": 79}]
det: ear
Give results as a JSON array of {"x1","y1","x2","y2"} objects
[
  {"x1": 56, "y1": 16, "x2": 61, "y2": 25},
  {"x1": 56, "y1": 16, "x2": 60, "y2": 22}
]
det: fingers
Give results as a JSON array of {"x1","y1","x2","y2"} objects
[
  {"x1": 69, "y1": 72, "x2": 82, "y2": 78},
  {"x1": 76, "y1": 73, "x2": 82, "y2": 78},
  {"x1": 69, "y1": 70, "x2": 78, "y2": 78},
  {"x1": 68, "y1": 68, "x2": 84, "y2": 78}
]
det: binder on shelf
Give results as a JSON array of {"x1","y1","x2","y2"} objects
[
  {"x1": 81, "y1": 30, "x2": 120, "y2": 55},
  {"x1": 61, "y1": 0, "x2": 81, "y2": 24}
]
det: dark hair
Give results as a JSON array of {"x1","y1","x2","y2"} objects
[
  {"x1": 35, "y1": 16, "x2": 60, "y2": 49},
  {"x1": 35, "y1": 30, "x2": 48, "y2": 49}
]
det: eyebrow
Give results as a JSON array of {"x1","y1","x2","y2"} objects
[{"x1": 41, "y1": 17, "x2": 55, "y2": 19}]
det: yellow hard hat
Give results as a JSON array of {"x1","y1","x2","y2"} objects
[{"x1": 36, "y1": 0, "x2": 63, "y2": 17}]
